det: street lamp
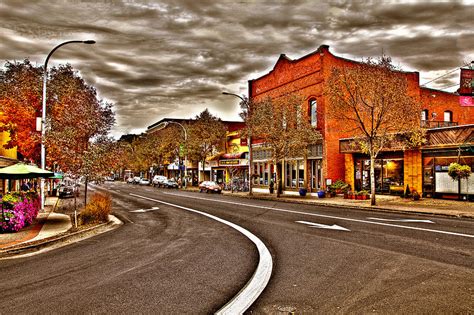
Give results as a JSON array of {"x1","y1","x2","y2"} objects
[
  {"x1": 40, "y1": 40, "x2": 95, "y2": 210},
  {"x1": 156, "y1": 121, "x2": 188, "y2": 188},
  {"x1": 222, "y1": 92, "x2": 253, "y2": 196}
]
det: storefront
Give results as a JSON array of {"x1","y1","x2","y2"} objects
[
  {"x1": 211, "y1": 152, "x2": 249, "y2": 186},
  {"x1": 422, "y1": 149, "x2": 473, "y2": 200},
  {"x1": 353, "y1": 153, "x2": 405, "y2": 194}
]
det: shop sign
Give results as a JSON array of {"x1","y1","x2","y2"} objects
[
  {"x1": 459, "y1": 96, "x2": 473, "y2": 106},
  {"x1": 219, "y1": 159, "x2": 240, "y2": 166},
  {"x1": 458, "y1": 68, "x2": 473, "y2": 96}
]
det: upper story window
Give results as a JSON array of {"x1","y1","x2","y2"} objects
[
  {"x1": 444, "y1": 110, "x2": 452, "y2": 122},
  {"x1": 420, "y1": 109, "x2": 428, "y2": 121},
  {"x1": 309, "y1": 99, "x2": 317, "y2": 127}
]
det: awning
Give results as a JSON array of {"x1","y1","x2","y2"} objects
[
  {"x1": 209, "y1": 152, "x2": 246, "y2": 161},
  {"x1": 222, "y1": 152, "x2": 246, "y2": 159},
  {"x1": 0, "y1": 163, "x2": 54, "y2": 179}
]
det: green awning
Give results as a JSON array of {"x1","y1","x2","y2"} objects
[{"x1": 0, "y1": 163, "x2": 54, "y2": 179}]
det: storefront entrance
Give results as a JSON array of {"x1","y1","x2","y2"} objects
[{"x1": 354, "y1": 154, "x2": 404, "y2": 194}]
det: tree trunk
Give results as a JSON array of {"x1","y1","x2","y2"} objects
[
  {"x1": 276, "y1": 161, "x2": 281, "y2": 198},
  {"x1": 84, "y1": 176, "x2": 88, "y2": 207},
  {"x1": 370, "y1": 155, "x2": 376, "y2": 206}
]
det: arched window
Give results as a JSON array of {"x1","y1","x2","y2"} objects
[
  {"x1": 309, "y1": 99, "x2": 317, "y2": 127},
  {"x1": 420, "y1": 109, "x2": 428, "y2": 121},
  {"x1": 444, "y1": 110, "x2": 452, "y2": 122}
]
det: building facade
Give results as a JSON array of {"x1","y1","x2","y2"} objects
[{"x1": 248, "y1": 45, "x2": 474, "y2": 198}]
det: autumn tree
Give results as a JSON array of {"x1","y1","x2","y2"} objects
[
  {"x1": 242, "y1": 94, "x2": 322, "y2": 197},
  {"x1": 187, "y1": 109, "x2": 227, "y2": 181},
  {"x1": 325, "y1": 56, "x2": 424, "y2": 205},
  {"x1": 0, "y1": 60, "x2": 43, "y2": 162}
]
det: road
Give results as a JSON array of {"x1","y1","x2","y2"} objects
[{"x1": 1, "y1": 181, "x2": 473, "y2": 314}]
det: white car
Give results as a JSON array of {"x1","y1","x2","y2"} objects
[
  {"x1": 139, "y1": 178, "x2": 150, "y2": 185},
  {"x1": 126, "y1": 177, "x2": 134, "y2": 184},
  {"x1": 133, "y1": 176, "x2": 141, "y2": 184},
  {"x1": 152, "y1": 175, "x2": 167, "y2": 187}
]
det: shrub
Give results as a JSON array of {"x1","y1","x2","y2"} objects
[
  {"x1": 329, "y1": 179, "x2": 350, "y2": 193},
  {"x1": 79, "y1": 193, "x2": 112, "y2": 225}
]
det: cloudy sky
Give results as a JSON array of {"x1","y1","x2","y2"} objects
[{"x1": 1, "y1": 0, "x2": 473, "y2": 138}]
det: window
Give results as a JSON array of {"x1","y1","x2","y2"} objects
[
  {"x1": 421, "y1": 109, "x2": 428, "y2": 121},
  {"x1": 444, "y1": 111, "x2": 452, "y2": 122},
  {"x1": 309, "y1": 99, "x2": 317, "y2": 127}
]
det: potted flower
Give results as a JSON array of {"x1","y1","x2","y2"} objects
[
  {"x1": 317, "y1": 189, "x2": 325, "y2": 198},
  {"x1": 299, "y1": 187, "x2": 307, "y2": 197}
]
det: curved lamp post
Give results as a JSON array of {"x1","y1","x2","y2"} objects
[
  {"x1": 156, "y1": 121, "x2": 188, "y2": 188},
  {"x1": 40, "y1": 40, "x2": 95, "y2": 210},
  {"x1": 222, "y1": 92, "x2": 253, "y2": 196}
]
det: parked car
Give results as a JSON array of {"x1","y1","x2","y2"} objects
[
  {"x1": 133, "y1": 176, "x2": 141, "y2": 184},
  {"x1": 126, "y1": 177, "x2": 134, "y2": 184},
  {"x1": 199, "y1": 181, "x2": 222, "y2": 193},
  {"x1": 58, "y1": 181, "x2": 79, "y2": 198},
  {"x1": 152, "y1": 175, "x2": 167, "y2": 187},
  {"x1": 139, "y1": 178, "x2": 150, "y2": 185},
  {"x1": 163, "y1": 178, "x2": 179, "y2": 188}
]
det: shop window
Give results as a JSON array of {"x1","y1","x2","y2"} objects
[
  {"x1": 444, "y1": 110, "x2": 452, "y2": 122},
  {"x1": 420, "y1": 109, "x2": 428, "y2": 121},
  {"x1": 309, "y1": 99, "x2": 317, "y2": 127},
  {"x1": 285, "y1": 160, "x2": 305, "y2": 188}
]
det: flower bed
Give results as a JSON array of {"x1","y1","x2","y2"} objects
[{"x1": 1, "y1": 191, "x2": 40, "y2": 233}]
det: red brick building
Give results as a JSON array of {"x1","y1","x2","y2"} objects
[{"x1": 249, "y1": 45, "x2": 473, "y2": 197}]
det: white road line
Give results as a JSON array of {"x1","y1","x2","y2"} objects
[
  {"x1": 162, "y1": 192, "x2": 474, "y2": 239},
  {"x1": 296, "y1": 220, "x2": 350, "y2": 231},
  {"x1": 367, "y1": 217, "x2": 435, "y2": 224},
  {"x1": 129, "y1": 193, "x2": 272, "y2": 315}
]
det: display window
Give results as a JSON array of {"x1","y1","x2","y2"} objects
[{"x1": 354, "y1": 157, "x2": 404, "y2": 194}]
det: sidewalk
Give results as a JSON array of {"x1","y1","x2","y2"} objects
[
  {"x1": 0, "y1": 196, "x2": 72, "y2": 251},
  {"x1": 1, "y1": 189, "x2": 472, "y2": 254}
]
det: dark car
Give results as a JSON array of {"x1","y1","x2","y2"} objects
[
  {"x1": 163, "y1": 178, "x2": 178, "y2": 188},
  {"x1": 199, "y1": 181, "x2": 222, "y2": 193},
  {"x1": 58, "y1": 182, "x2": 79, "y2": 198}
]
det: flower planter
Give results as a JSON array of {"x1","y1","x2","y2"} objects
[
  {"x1": 299, "y1": 188, "x2": 307, "y2": 197},
  {"x1": 317, "y1": 190, "x2": 325, "y2": 198}
]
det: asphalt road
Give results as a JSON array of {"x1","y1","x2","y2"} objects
[{"x1": 1, "y1": 182, "x2": 473, "y2": 314}]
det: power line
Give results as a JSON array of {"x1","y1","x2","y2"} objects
[{"x1": 420, "y1": 62, "x2": 471, "y2": 87}]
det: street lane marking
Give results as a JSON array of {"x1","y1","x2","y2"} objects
[
  {"x1": 129, "y1": 193, "x2": 272, "y2": 315},
  {"x1": 130, "y1": 207, "x2": 160, "y2": 213},
  {"x1": 296, "y1": 221, "x2": 350, "y2": 231},
  {"x1": 162, "y1": 192, "x2": 474, "y2": 239},
  {"x1": 367, "y1": 217, "x2": 434, "y2": 224}
]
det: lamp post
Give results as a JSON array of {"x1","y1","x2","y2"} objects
[
  {"x1": 222, "y1": 92, "x2": 253, "y2": 196},
  {"x1": 40, "y1": 40, "x2": 95, "y2": 210},
  {"x1": 156, "y1": 121, "x2": 188, "y2": 188}
]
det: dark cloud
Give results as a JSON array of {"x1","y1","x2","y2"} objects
[{"x1": 1, "y1": 0, "x2": 472, "y2": 138}]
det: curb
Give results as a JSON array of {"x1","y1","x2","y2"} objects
[
  {"x1": 218, "y1": 191, "x2": 474, "y2": 220},
  {"x1": 0, "y1": 215, "x2": 122, "y2": 259}
]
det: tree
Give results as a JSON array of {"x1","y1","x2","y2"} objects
[
  {"x1": 243, "y1": 94, "x2": 322, "y2": 197},
  {"x1": 187, "y1": 109, "x2": 227, "y2": 181},
  {"x1": 0, "y1": 60, "x2": 43, "y2": 162},
  {"x1": 325, "y1": 56, "x2": 424, "y2": 205}
]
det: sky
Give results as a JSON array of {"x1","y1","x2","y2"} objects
[{"x1": 1, "y1": 0, "x2": 473, "y2": 138}]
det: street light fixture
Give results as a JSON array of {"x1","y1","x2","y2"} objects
[
  {"x1": 222, "y1": 91, "x2": 253, "y2": 196},
  {"x1": 40, "y1": 40, "x2": 95, "y2": 210},
  {"x1": 155, "y1": 121, "x2": 188, "y2": 188}
]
